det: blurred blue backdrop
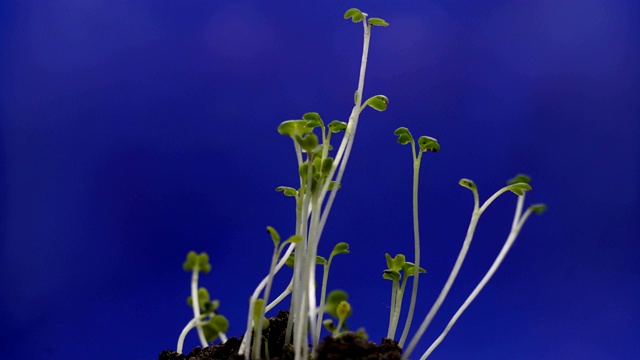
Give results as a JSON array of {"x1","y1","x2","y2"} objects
[{"x1": 1, "y1": 1, "x2": 638, "y2": 359}]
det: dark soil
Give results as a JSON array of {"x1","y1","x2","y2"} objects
[{"x1": 159, "y1": 311, "x2": 402, "y2": 360}]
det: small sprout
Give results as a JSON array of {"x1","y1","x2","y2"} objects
[
  {"x1": 324, "y1": 290, "x2": 349, "y2": 318},
  {"x1": 459, "y1": 178, "x2": 477, "y2": 192},
  {"x1": 356, "y1": 328, "x2": 368, "y2": 340},
  {"x1": 418, "y1": 136, "x2": 440, "y2": 153},
  {"x1": 507, "y1": 183, "x2": 533, "y2": 196},
  {"x1": 529, "y1": 203, "x2": 548, "y2": 214},
  {"x1": 266, "y1": 226, "x2": 280, "y2": 246},
  {"x1": 186, "y1": 287, "x2": 211, "y2": 310},
  {"x1": 507, "y1": 173, "x2": 531, "y2": 185},
  {"x1": 295, "y1": 133, "x2": 319, "y2": 153},
  {"x1": 331, "y1": 242, "x2": 350, "y2": 257},
  {"x1": 394, "y1": 127, "x2": 414, "y2": 145},
  {"x1": 328, "y1": 120, "x2": 348, "y2": 133},
  {"x1": 368, "y1": 18, "x2": 389, "y2": 27},
  {"x1": 303, "y1": 112, "x2": 324, "y2": 129},
  {"x1": 344, "y1": 8, "x2": 364, "y2": 23},
  {"x1": 365, "y1": 95, "x2": 389, "y2": 111},
  {"x1": 278, "y1": 120, "x2": 312, "y2": 137},
  {"x1": 276, "y1": 186, "x2": 298, "y2": 197}
]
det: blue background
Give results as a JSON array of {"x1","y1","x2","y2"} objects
[{"x1": 1, "y1": 1, "x2": 638, "y2": 359}]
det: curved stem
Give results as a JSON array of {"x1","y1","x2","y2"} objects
[
  {"x1": 421, "y1": 196, "x2": 530, "y2": 359},
  {"x1": 190, "y1": 269, "x2": 209, "y2": 348},
  {"x1": 403, "y1": 209, "x2": 481, "y2": 359}
]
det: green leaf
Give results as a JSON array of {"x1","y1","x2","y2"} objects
[
  {"x1": 299, "y1": 162, "x2": 309, "y2": 183},
  {"x1": 368, "y1": 18, "x2": 389, "y2": 27},
  {"x1": 285, "y1": 253, "x2": 295, "y2": 268},
  {"x1": 344, "y1": 8, "x2": 364, "y2": 23},
  {"x1": 284, "y1": 234, "x2": 303, "y2": 245},
  {"x1": 529, "y1": 203, "x2": 548, "y2": 214},
  {"x1": 276, "y1": 186, "x2": 298, "y2": 197},
  {"x1": 278, "y1": 120, "x2": 312, "y2": 137},
  {"x1": 202, "y1": 315, "x2": 229, "y2": 341},
  {"x1": 183, "y1": 251, "x2": 198, "y2": 271},
  {"x1": 328, "y1": 181, "x2": 342, "y2": 190},
  {"x1": 365, "y1": 95, "x2": 389, "y2": 111},
  {"x1": 321, "y1": 158, "x2": 334, "y2": 176},
  {"x1": 325, "y1": 290, "x2": 349, "y2": 317},
  {"x1": 303, "y1": 112, "x2": 324, "y2": 129},
  {"x1": 394, "y1": 127, "x2": 413, "y2": 145},
  {"x1": 197, "y1": 253, "x2": 211, "y2": 273},
  {"x1": 459, "y1": 178, "x2": 477, "y2": 192},
  {"x1": 418, "y1": 136, "x2": 440, "y2": 152},
  {"x1": 328, "y1": 120, "x2": 348, "y2": 133},
  {"x1": 385, "y1": 253, "x2": 406, "y2": 271},
  {"x1": 401, "y1": 262, "x2": 426, "y2": 277},
  {"x1": 383, "y1": 269, "x2": 400, "y2": 281},
  {"x1": 507, "y1": 183, "x2": 532, "y2": 196},
  {"x1": 295, "y1": 133, "x2": 319, "y2": 153},
  {"x1": 323, "y1": 319, "x2": 336, "y2": 332},
  {"x1": 266, "y1": 226, "x2": 280, "y2": 246},
  {"x1": 331, "y1": 242, "x2": 350, "y2": 257},
  {"x1": 316, "y1": 256, "x2": 327, "y2": 265},
  {"x1": 507, "y1": 174, "x2": 531, "y2": 185}
]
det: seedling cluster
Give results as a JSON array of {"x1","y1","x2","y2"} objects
[{"x1": 174, "y1": 7, "x2": 546, "y2": 360}]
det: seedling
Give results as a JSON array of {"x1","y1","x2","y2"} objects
[
  {"x1": 383, "y1": 254, "x2": 426, "y2": 341},
  {"x1": 177, "y1": 251, "x2": 228, "y2": 354},
  {"x1": 322, "y1": 290, "x2": 352, "y2": 337},
  {"x1": 173, "y1": 7, "x2": 546, "y2": 360}
]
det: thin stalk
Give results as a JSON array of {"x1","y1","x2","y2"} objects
[
  {"x1": 386, "y1": 279, "x2": 399, "y2": 339},
  {"x1": 266, "y1": 278, "x2": 293, "y2": 312},
  {"x1": 421, "y1": 196, "x2": 530, "y2": 359},
  {"x1": 314, "y1": 252, "x2": 333, "y2": 345},
  {"x1": 315, "y1": 19, "x2": 371, "y2": 241},
  {"x1": 239, "y1": 243, "x2": 296, "y2": 358},
  {"x1": 403, "y1": 206, "x2": 481, "y2": 359},
  {"x1": 190, "y1": 268, "x2": 209, "y2": 348},
  {"x1": 398, "y1": 150, "x2": 423, "y2": 347},
  {"x1": 253, "y1": 244, "x2": 282, "y2": 359},
  {"x1": 177, "y1": 314, "x2": 206, "y2": 354}
]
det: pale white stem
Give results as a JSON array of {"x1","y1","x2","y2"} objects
[
  {"x1": 239, "y1": 242, "x2": 296, "y2": 357},
  {"x1": 421, "y1": 197, "x2": 530, "y2": 359},
  {"x1": 266, "y1": 278, "x2": 294, "y2": 312},
  {"x1": 398, "y1": 153, "x2": 423, "y2": 347},
  {"x1": 190, "y1": 269, "x2": 209, "y2": 348},
  {"x1": 177, "y1": 315, "x2": 205, "y2": 354},
  {"x1": 386, "y1": 280, "x2": 398, "y2": 339},
  {"x1": 402, "y1": 210, "x2": 481, "y2": 359}
]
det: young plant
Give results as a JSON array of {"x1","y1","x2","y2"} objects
[
  {"x1": 383, "y1": 253, "x2": 426, "y2": 340},
  {"x1": 393, "y1": 127, "x2": 439, "y2": 348},
  {"x1": 172, "y1": 7, "x2": 546, "y2": 360},
  {"x1": 321, "y1": 290, "x2": 352, "y2": 337},
  {"x1": 177, "y1": 251, "x2": 228, "y2": 354},
  {"x1": 402, "y1": 175, "x2": 546, "y2": 360}
]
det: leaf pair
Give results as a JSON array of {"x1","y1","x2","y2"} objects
[
  {"x1": 183, "y1": 251, "x2": 212, "y2": 273},
  {"x1": 344, "y1": 8, "x2": 389, "y2": 27}
]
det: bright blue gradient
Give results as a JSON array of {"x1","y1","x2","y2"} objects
[{"x1": 1, "y1": 1, "x2": 638, "y2": 359}]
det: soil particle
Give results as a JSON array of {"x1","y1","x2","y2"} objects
[{"x1": 159, "y1": 311, "x2": 402, "y2": 360}]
